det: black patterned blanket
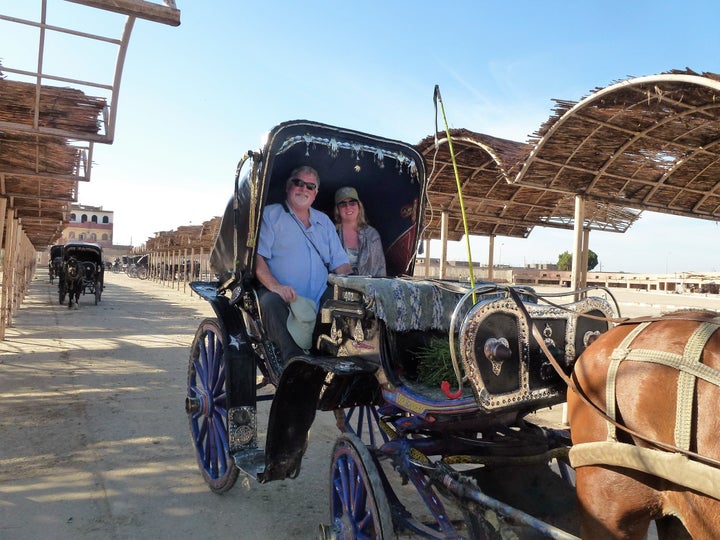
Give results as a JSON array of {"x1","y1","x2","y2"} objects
[{"x1": 327, "y1": 275, "x2": 473, "y2": 332}]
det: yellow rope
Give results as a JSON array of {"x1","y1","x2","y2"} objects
[{"x1": 433, "y1": 86, "x2": 476, "y2": 299}]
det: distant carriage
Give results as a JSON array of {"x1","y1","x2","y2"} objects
[
  {"x1": 127, "y1": 254, "x2": 149, "y2": 279},
  {"x1": 58, "y1": 242, "x2": 104, "y2": 308}
]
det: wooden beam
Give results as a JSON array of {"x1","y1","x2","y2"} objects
[{"x1": 65, "y1": 0, "x2": 181, "y2": 27}]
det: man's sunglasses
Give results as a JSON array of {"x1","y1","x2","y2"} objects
[{"x1": 290, "y1": 178, "x2": 318, "y2": 191}]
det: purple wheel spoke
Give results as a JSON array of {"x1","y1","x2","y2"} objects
[{"x1": 187, "y1": 319, "x2": 238, "y2": 492}]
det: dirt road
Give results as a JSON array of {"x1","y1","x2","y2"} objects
[
  {"x1": 0, "y1": 272, "x2": 336, "y2": 540},
  {"x1": 2, "y1": 274, "x2": 718, "y2": 539}
]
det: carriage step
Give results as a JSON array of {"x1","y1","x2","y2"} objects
[{"x1": 232, "y1": 447, "x2": 265, "y2": 480}]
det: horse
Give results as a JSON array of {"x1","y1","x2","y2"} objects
[
  {"x1": 63, "y1": 256, "x2": 83, "y2": 309},
  {"x1": 567, "y1": 310, "x2": 720, "y2": 539},
  {"x1": 49, "y1": 256, "x2": 62, "y2": 284}
]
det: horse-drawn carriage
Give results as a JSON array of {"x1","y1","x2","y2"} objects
[
  {"x1": 185, "y1": 120, "x2": 720, "y2": 538},
  {"x1": 58, "y1": 241, "x2": 104, "y2": 308},
  {"x1": 127, "y1": 254, "x2": 149, "y2": 279},
  {"x1": 48, "y1": 244, "x2": 64, "y2": 284}
]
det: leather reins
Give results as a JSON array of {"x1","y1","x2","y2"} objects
[{"x1": 505, "y1": 286, "x2": 720, "y2": 469}]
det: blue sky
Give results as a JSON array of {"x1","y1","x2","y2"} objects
[{"x1": 3, "y1": 1, "x2": 720, "y2": 273}]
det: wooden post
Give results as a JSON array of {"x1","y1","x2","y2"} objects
[
  {"x1": 423, "y1": 239, "x2": 430, "y2": 277},
  {"x1": 488, "y1": 235, "x2": 495, "y2": 281},
  {"x1": 571, "y1": 195, "x2": 585, "y2": 298},
  {"x1": 183, "y1": 248, "x2": 188, "y2": 294},
  {"x1": 439, "y1": 211, "x2": 448, "y2": 279},
  {"x1": 189, "y1": 247, "x2": 194, "y2": 296},
  {"x1": 0, "y1": 209, "x2": 18, "y2": 339},
  {"x1": 0, "y1": 198, "x2": 6, "y2": 250}
]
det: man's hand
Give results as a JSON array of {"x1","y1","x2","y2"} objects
[
  {"x1": 270, "y1": 283, "x2": 297, "y2": 303},
  {"x1": 255, "y1": 254, "x2": 296, "y2": 302}
]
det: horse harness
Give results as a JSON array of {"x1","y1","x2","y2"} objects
[
  {"x1": 570, "y1": 315, "x2": 720, "y2": 500},
  {"x1": 605, "y1": 316, "x2": 720, "y2": 449}
]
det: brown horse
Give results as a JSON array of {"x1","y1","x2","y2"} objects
[{"x1": 567, "y1": 310, "x2": 720, "y2": 539}]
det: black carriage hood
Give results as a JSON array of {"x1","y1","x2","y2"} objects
[
  {"x1": 63, "y1": 241, "x2": 103, "y2": 263},
  {"x1": 210, "y1": 120, "x2": 427, "y2": 285},
  {"x1": 50, "y1": 244, "x2": 64, "y2": 258}
]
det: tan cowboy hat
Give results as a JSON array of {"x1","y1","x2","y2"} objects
[{"x1": 286, "y1": 296, "x2": 317, "y2": 350}]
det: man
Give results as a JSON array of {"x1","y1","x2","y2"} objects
[{"x1": 256, "y1": 165, "x2": 352, "y2": 363}]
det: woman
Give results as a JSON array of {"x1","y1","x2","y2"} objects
[{"x1": 333, "y1": 186, "x2": 386, "y2": 277}]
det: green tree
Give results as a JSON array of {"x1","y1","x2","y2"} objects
[{"x1": 557, "y1": 250, "x2": 598, "y2": 271}]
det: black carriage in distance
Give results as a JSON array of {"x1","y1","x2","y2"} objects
[
  {"x1": 48, "y1": 244, "x2": 64, "y2": 284},
  {"x1": 58, "y1": 241, "x2": 104, "y2": 307},
  {"x1": 186, "y1": 120, "x2": 618, "y2": 538}
]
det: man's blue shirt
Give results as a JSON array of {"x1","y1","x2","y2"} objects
[{"x1": 257, "y1": 203, "x2": 349, "y2": 307}]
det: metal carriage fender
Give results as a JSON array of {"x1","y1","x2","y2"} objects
[{"x1": 189, "y1": 281, "x2": 258, "y2": 424}]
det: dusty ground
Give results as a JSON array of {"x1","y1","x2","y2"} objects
[
  {"x1": 1, "y1": 274, "x2": 718, "y2": 539},
  {"x1": 0, "y1": 272, "x2": 338, "y2": 540}
]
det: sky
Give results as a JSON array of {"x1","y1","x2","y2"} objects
[{"x1": 3, "y1": 0, "x2": 720, "y2": 274}]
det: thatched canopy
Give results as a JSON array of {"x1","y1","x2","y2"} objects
[
  {"x1": 144, "y1": 216, "x2": 221, "y2": 253},
  {"x1": 517, "y1": 68, "x2": 720, "y2": 221},
  {"x1": 0, "y1": 0, "x2": 180, "y2": 249},
  {"x1": 419, "y1": 69, "x2": 720, "y2": 243},
  {"x1": 4, "y1": 65, "x2": 720, "y2": 251},
  {"x1": 0, "y1": 80, "x2": 103, "y2": 247}
]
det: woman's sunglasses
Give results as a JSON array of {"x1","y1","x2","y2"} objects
[
  {"x1": 337, "y1": 199, "x2": 358, "y2": 208},
  {"x1": 290, "y1": 178, "x2": 317, "y2": 191}
]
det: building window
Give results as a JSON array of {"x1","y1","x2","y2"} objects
[
  {"x1": 79, "y1": 233, "x2": 85, "y2": 240},
  {"x1": 81, "y1": 214, "x2": 88, "y2": 223},
  {"x1": 90, "y1": 233, "x2": 97, "y2": 241},
  {"x1": 91, "y1": 215, "x2": 98, "y2": 223},
  {"x1": 102, "y1": 216, "x2": 109, "y2": 224},
  {"x1": 69, "y1": 232, "x2": 76, "y2": 239},
  {"x1": 101, "y1": 233, "x2": 109, "y2": 241},
  {"x1": 71, "y1": 213, "x2": 76, "y2": 221}
]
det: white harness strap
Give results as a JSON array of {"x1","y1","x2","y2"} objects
[
  {"x1": 605, "y1": 322, "x2": 650, "y2": 441},
  {"x1": 569, "y1": 441, "x2": 720, "y2": 501},
  {"x1": 605, "y1": 318, "x2": 720, "y2": 449}
]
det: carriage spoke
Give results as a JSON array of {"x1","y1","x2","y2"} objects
[{"x1": 187, "y1": 319, "x2": 239, "y2": 493}]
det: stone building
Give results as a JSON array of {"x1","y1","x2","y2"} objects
[{"x1": 60, "y1": 204, "x2": 114, "y2": 247}]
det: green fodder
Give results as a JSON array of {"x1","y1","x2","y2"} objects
[{"x1": 415, "y1": 336, "x2": 464, "y2": 386}]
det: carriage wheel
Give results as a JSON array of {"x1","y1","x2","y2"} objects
[
  {"x1": 137, "y1": 266, "x2": 148, "y2": 280},
  {"x1": 186, "y1": 318, "x2": 239, "y2": 493},
  {"x1": 334, "y1": 405, "x2": 392, "y2": 450},
  {"x1": 329, "y1": 433, "x2": 396, "y2": 540}
]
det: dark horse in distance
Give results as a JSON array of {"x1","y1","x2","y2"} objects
[{"x1": 61, "y1": 256, "x2": 83, "y2": 309}]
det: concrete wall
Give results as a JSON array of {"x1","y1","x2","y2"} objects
[{"x1": 415, "y1": 260, "x2": 720, "y2": 295}]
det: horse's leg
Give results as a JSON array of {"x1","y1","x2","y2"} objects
[
  {"x1": 654, "y1": 515, "x2": 691, "y2": 540},
  {"x1": 576, "y1": 466, "x2": 655, "y2": 540}
]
